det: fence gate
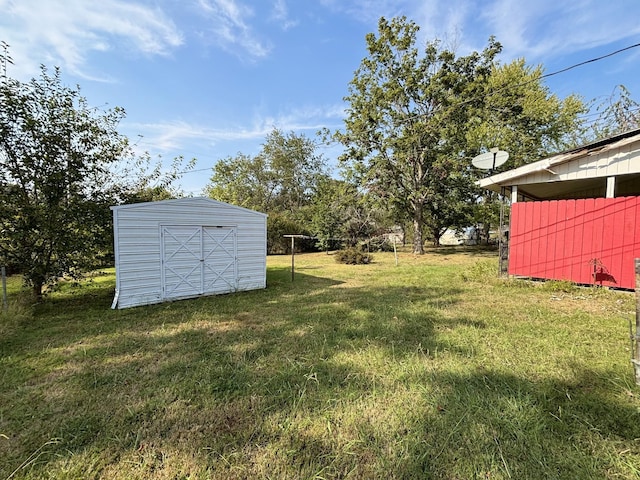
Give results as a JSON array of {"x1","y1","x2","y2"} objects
[{"x1": 161, "y1": 225, "x2": 238, "y2": 300}]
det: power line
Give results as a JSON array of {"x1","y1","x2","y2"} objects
[
  {"x1": 540, "y1": 42, "x2": 640, "y2": 80},
  {"x1": 465, "y1": 41, "x2": 640, "y2": 109}
]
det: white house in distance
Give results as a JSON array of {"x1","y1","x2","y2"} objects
[{"x1": 110, "y1": 197, "x2": 267, "y2": 309}]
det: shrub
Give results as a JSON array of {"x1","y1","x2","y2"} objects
[
  {"x1": 335, "y1": 247, "x2": 373, "y2": 265},
  {"x1": 267, "y1": 214, "x2": 316, "y2": 254},
  {"x1": 541, "y1": 279, "x2": 577, "y2": 293},
  {"x1": 366, "y1": 236, "x2": 394, "y2": 252},
  {"x1": 460, "y1": 259, "x2": 497, "y2": 281}
]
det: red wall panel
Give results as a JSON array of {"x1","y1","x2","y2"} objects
[{"x1": 508, "y1": 196, "x2": 640, "y2": 289}]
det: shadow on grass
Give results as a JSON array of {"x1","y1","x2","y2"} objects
[
  {"x1": 400, "y1": 367, "x2": 640, "y2": 478},
  {"x1": 424, "y1": 245, "x2": 498, "y2": 257},
  {"x1": 1, "y1": 265, "x2": 638, "y2": 478}
]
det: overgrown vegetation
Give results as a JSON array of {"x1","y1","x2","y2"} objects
[
  {"x1": 334, "y1": 247, "x2": 374, "y2": 264},
  {"x1": 1, "y1": 251, "x2": 638, "y2": 479}
]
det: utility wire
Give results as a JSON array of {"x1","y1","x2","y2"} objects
[
  {"x1": 451, "y1": 41, "x2": 640, "y2": 112},
  {"x1": 134, "y1": 40, "x2": 640, "y2": 176},
  {"x1": 540, "y1": 43, "x2": 640, "y2": 79}
]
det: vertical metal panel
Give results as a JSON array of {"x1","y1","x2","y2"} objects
[
  {"x1": 508, "y1": 196, "x2": 640, "y2": 289},
  {"x1": 202, "y1": 226, "x2": 237, "y2": 295},
  {"x1": 547, "y1": 200, "x2": 559, "y2": 279},
  {"x1": 563, "y1": 200, "x2": 576, "y2": 281},
  {"x1": 508, "y1": 203, "x2": 524, "y2": 275}
]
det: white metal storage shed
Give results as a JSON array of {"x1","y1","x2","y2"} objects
[{"x1": 110, "y1": 197, "x2": 267, "y2": 309}]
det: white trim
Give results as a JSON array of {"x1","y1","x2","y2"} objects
[
  {"x1": 111, "y1": 207, "x2": 121, "y2": 309},
  {"x1": 606, "y1": 176, "x2": 616, "y2": 198},
  {"x1": 477, "y1": 131, "x2": 640, "y2": 191},
  {"x1": 110, "y1": 197, "x2": 267, "y2": 218}
]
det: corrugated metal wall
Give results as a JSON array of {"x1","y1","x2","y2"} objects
[
  {"x1": 112, "y1": 198, "x2": 267, "y2": 309},
  {"x1": 509, "y1": 196, "x2": 640, "y2": 289}
]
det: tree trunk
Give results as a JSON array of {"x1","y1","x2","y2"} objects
[
  {"x1": 32, "y1": 282, "x2": 43, "y2": 300},
  {"x1": 413, "y1": 203, "x2": 424, "y2": 254},
  {"x1": 480, "y1": 223, "x2": 491, "y2": 245}
]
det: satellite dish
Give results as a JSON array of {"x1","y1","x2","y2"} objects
[{"x1": 472, "y1": 150, "x2": 509, "y2": 170}]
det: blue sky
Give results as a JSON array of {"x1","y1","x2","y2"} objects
[{"x1": 1, "y1": 0, "x2": 640, "y2": 195}]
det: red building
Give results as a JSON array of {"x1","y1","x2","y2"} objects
[{"x1": 478, "y1": 129, "x2": 640, "y2": 289}]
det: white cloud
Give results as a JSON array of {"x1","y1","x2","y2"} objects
[
  {"x1": 195, "y1": 0, "x2": 271, "y2": 59},
  {"x1": 128, "y1": 102, "x2": 346, "y2": 154},
  {"x1": 271, "y1": 0, "x2": 298, "y2": 31},
  {"x1": 0, "y1": 0, "x2": 183, "y2": 80},
  {"x1": 318, "y1": 0, "x2": 640, "y2": 62}
]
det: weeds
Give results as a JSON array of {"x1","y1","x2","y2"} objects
[{"x1": 0, "y1": 252, "x2": 638, "y2": 479}]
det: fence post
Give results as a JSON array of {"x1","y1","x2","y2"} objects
[
  {"x1": 632, "y1": 259, "x2": 640, "y2": 385},
  {"x1": 1, "y1": 266, "x2": 6, "y2": 312}
]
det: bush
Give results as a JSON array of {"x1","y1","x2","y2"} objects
[
  {"x1": 460, "y1": 259, "x2": 497, "y2": 282},
  {"x1": 366, "y1": 236, "x2": 394, "y2": 252},
  {"x1": 541, "y1": 279, "x2": 577, "y2": 293},
  {"x1": 335, "y1": 247, "x2": 373, "y2": 265},
  {"x1": 267, "y1": 214, "x2": 316, "y2": 254}
]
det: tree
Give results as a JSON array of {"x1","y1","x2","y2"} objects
[
  {"x1": 205, "y1": 129, "x2": 329, "y2": 253},
  {"x1": 204, "y1": 153, "x2": 275, "y2": 212},
  {"x1": 308, "y1": 178, "x2": 384, "y2": 250},
  {"x1": 261, "y1": 129, "x2": 327, "y2": 215},
  {"x1": 467, "y1": 59, "x2": 586, "y2": 167},
  {"x1": 206, "y1": 129, "x2": 327, "y2": 215},
  {"x1": 337, "y1": 16, "x2": 502, "y2": 252},
  {"x1": 466, "y1": 59, "x2": 586, "y2": 242},
  {"x1": 589, "y1": 84, "x2": 640, "y2": 140},
  {"x1": 0, "y1": 66, "x2": 129, "y2": 298}
]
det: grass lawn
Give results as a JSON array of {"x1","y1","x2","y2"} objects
[{"x1": 1, "y1": 249, "x2": 639, "y2": 479}]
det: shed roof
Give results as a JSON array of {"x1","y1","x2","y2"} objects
[
  {"x1": 477, "y1": 128, "x2": 640, "y2": 200},
  {"x1": 110, "y1": 197, "x2": 267, "y2": 217}
]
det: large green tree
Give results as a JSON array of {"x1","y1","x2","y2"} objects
[
  {"x1": 205, "y1": 129, "x2": 328, "y2": 253},
  {"x1": 467, "y1": 59, "x2": 586, "y2": 167},
  {"x1": 205, "y1": 129, "x2": 327, "y2": 215},
  {"x1": 337, "y1": 16, "x2": 502, "y2": 252},
  {"x1": 0, "y1": 66, "x2": 129, "y2": 298},
  {"x1": 309, "y1": 177, "x2": 385, "y2": 250},
  {"x1": 466, "y1": 59, "x2": 586, "y2": 242}
]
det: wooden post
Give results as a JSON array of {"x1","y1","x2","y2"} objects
[
  {"x1": 1, "y1": 266, "x2": 7, "y2": 312},
  {"x1": 393, "y1": 236, "x2": 398, "y2": 266},
  {"x1": 633, "y1": 259, "x2": 640, "y2": 385},
  {"x1": 283, "y1": 235, "x2": 315, "y2": 282}
]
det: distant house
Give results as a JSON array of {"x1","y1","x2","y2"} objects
[
  {"x1": 478, "y1": 129, "x2": 640, "y2": 289},
  {"x1": 111, "y1": 198, "x2": 267, "y2": 309},
  {"x1": 440, "y1": 227, "x2": 478, "y2": 246}
]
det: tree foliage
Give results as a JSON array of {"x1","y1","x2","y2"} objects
[
  {"x1": 467, "y1": 59, "x2": 587, "y2": 167},
  {"x1": 309, "y1": 178, "x2": 383, "y2": 250},
  {"x1": 206, "y1": 129, "x2": 326, "y2": 214},
  {"x1": 589, "y1": 84, "x2": 640, "y2": 140},
  {"x1": 205, "y1": 129, "x2": 328, "y2": 253},
  {"x1": 337, "y1": 16, "x2": 502, "y2": 252},
  {"x1": 0, "y1": 66, "x2": 131, "y2": 297},
  {"x1": 0, "y1": 63, "x2": 192, "y2": 298},
  {"x1": 466, "y1": 59, "x2": 586, "y2": 242}
]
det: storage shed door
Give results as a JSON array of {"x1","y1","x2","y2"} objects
[{"x1": 161, "y1": 225, "x2": 238, "y2": 300}]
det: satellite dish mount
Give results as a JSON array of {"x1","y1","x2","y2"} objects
[{"x1": 472, "y1": 148, "x2": 509, "y2": 172}]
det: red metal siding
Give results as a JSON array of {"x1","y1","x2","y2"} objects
[{"x1": 509, "y1": 196, "x2": 640, "y2": 289}]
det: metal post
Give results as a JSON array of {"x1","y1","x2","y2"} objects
[
  {"x1": 498, "y1": 187, "x2": 509, "y2": 277},
  {"x1": 291, "y1": 236, "x2": 295, "y2": 282},
  {"x1": 632, "y1": 259, "x2": 640, "y2": 385}
]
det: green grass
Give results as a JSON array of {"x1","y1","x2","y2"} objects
[{"x1": 1, "y1": 249, "x2": 639, "y2": 479}]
